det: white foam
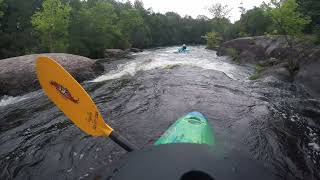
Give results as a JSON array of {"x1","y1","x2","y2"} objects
[
  {"x1": 91, "y1": 55, "x2": 237, "y2": 83},
  {"x1": 0, "y1": 95, "x2": 29, "y2": 107},
  {"x1": 308, "y1": 143, "x2": 320, "y2": 151}
]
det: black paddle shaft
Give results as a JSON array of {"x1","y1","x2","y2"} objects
[{"x1": 109, "y1": 131, "x2": 138, "y2": 152}]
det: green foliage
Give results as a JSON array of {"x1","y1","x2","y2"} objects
[
  {"x1": 69, "y1": 1, "x2": 121, "y2": 58},
  {"x1": 264, "y1": 0, "x2": 311, "y2": 46},
  {"x1": 203, "y1": 32, "x2": 221, "y2": 49},
  {"x1": 1, "y1": 0, "x2": 319, "y2": 60},
  {"x1": 238, "y1": 7, "x2": 273, "y2": 36},
  {"x1": 210, "y1": 18, "x2": 234, "y2": 41},
  {"x1": 249, "y1": 74, "x2": 259, "y2": 80},
  {"x1": 225, "y1": 48, "x2": 238, "y2": 60},
  {"x1": 297, "y1": 0, "x2": 320, "y2": 32},
  {"x1": 31, "y1": 0, "x2": 71, "y2": 52},
  {"x1": 0, "y1": 0, "x2": 44, "y2": 58},
  {"x1": 118, "y1": 8, "x2": 150, "y2": 48},
  {"x1": 249, "y1": 64, "x2": 266, "y2": 80}
]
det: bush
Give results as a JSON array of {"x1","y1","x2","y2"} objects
[
  {"x1": 249, "y1": 64, "x2": 266, "y2": 80},
  {"x1": 202, "y1": 32, "x2": 222, "y2": 49},
  {"x1": 225, "y1": 48, "x2": 238, "y2": 60}
]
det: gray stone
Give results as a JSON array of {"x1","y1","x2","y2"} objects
[
  {"x1": 237, "y1": 50, "x2": 257, "y2": 64},
  {"x1": 104, "y1": 49, "x2": 129, "y2": 58},
  {"x1": 217, "y1": 36, "x2": 290, "y2": 63},
  {"x1": 260, "y1": 66, "x2": 291, "y2": 82},
  {"x1": 0, "y1": 53, "x2": 104, "y2": 97},
  {"x1": 295, "y1": 48, "x2": 320, "y2": 98},
  {"x1": 130, "y1": 48, "x2": 143, "y2": 53}
]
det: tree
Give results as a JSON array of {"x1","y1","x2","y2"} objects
[
  {"x1": 297, "y1": 0, "x2": 320, "y2": 30},
  {"x1": 264, "y1": 0, "x2": 311, "y2": 47},
  {"x1": 264, "y1": 0, "x2": 311, "y2": 73},
  {"x1": 238, "y1": 7, "x2": 273, "y2": 36},
  {"x1": 239, "y1": 2, "x2": 246, "y2": 15},
  {"x1": 208, "y1": 3, "x2": 232, "y2": 19},
  {"x1": 118, "y1": 8, "x2": 150, "y2": 48},
  {"x1": 0, "y1": 0, "x2": 44, "y2": 58},
  {"x1": 69, "y1": 1, "x2": 121, "y2": 58},
  {"x1": 197, "y1": 15, "x2": 209, "y2": 21},
  {"x1": 210, "y1": 18, "x2": 232, "y2": 41},
  {"x1": 207, "y1": 3, "x2": 233, "y2": 41},
  {"x1": 31, "y1": 0, "x2": 71, "y2": 52},
  {"x1": 202, "y1": 32, "x2": 221, "y2": 49}
]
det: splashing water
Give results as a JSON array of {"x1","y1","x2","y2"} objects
[{"x1": 91, "y1": 46, "x2": 252, "y2": 82}]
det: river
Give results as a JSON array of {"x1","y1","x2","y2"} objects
[{"x1": 0, "y1": 46, "x2": 319, "y2": 180}]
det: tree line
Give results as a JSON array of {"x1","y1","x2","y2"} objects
[
  {"x1": 0, "y1": 0, "x2": 319, "y2": 59},
  {"x1": 204, "y1": 0, "x2": 320, "y2": 49},
  {"x1": 0, "y1": 0, "x2": 212, "y2": 59}
]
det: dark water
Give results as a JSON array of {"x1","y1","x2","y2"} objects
[{"x1": 1, "y1": 46, "x2": 320, "y2": 180}]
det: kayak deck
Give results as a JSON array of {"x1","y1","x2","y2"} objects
[{"x1": 154, "y1": 112, "x2": 214, "y2": 145}]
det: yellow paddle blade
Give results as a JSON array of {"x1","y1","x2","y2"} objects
[{"x1": 36, "y1": 56, "x2": 113, "y2": 136}]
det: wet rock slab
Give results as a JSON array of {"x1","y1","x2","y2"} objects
[{"x1": 0, "y1": 53, "x2": 104, "y2": 97}]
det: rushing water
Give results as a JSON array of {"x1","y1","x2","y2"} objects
[{"x1": 0, "y1": 46, "x2": 320, "y2": 180}]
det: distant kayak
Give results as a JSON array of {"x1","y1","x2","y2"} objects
[
  {"x1": 178, "y1": 48, "x2": 190, "y2": 53},
  {"x1": 155, "y1": 112, "x2": 214, "y2": 145}
]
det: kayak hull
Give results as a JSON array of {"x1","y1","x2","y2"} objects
[
  {"x1": 178, "y1": 48, "x2": 189, "y2": 53},
  {"x1": 154, "y1": 112, "x2": 214, "y2": 145}
]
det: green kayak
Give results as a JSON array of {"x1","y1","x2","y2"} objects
[{"x1": 154, "y1": 112, "x2": 214, "y2": 146}]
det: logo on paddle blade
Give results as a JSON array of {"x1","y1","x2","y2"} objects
[
  {"x1": 50, "y1": 80, "x2": 79, "y2": 103},
  {"x1": 86, "y1": 111, "x2": 98, "y2": 130}
]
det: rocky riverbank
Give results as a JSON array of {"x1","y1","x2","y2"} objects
[
  {"x1": 217, "y1": 36, "x2": 320, "y2": 98},
  {"x1": 0, "y1": 47, "x2": 144, "y2": 97},
  {"x1": 0, "y1": 53, "x2": 104, "y2": 97}
]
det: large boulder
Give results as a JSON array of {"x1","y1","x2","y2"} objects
[
  {"x1": 0, "y1": 53, "x2": 104, "y2": 97},
  {"x1": 217, "y1": 36, "x2": 290, "y2": 63},
  {"x1": 260, "y1": 66, "x2": 292, "y2": 82},
  {"x1": 217, "y1": 37, "x2": 266, "y2": 61},
  {"x1": 295, "y1": 48, "x2": 320, "y2": 98},
  {"x1": 104, "y1": 49, "x2": 129, "y2": 58}
]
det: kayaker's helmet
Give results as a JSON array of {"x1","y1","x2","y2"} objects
[{"x1": 183, "y1": 44, "x2": 186, "y2": 47}]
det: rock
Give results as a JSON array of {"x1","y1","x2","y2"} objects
[
  {"x1": 217, "y1": 37, "x2": 255, "y2": 56},
  {"x1": 0, "y1": 53, "x2": 104, "y2": 97},
  {"x1": 260, "y1": 66, "x2": 291, "y2": 82},
  {"x1": 104, "y1": 49, "x2": 129, "y2": 58},
  {"x1": 295, "y1": 48, "x2": 320, "y2": 98},
  {"x1": 258, "y1": 58, "x2": 282, "y2": 67},
  {"x1": 217, "y1": 36, "x2": 290, "y2": 63},
  {"x1": 237, "y1": 50, "x2": 257, "y2": 64},
  {"x1": 269, "y1": 47, "x2": 301, "y2": 60},
  {"x1": 130, "y1": 48, "x2": 143, "y2": 53}
]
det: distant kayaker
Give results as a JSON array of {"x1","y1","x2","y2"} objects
[
  {"x1": 182, "y1": 44, "x2": 187, "y2": 51},
  {"x1": 178, "y1": 44, "x2": 188, "y2": 53}
]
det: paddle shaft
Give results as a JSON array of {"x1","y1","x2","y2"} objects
[{"x1": 109, "y1": 131, "x2": 138, "y2": 152}]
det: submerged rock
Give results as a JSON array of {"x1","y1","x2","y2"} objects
[
  {"x1": 129, "y1": 48, "x2": 143, "y2": 53},
  {"x1": 0, "y1": 53, "x2": 104, "y2": 97}
]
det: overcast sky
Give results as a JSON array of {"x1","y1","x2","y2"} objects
[{"x1": 126, "y1": 0, "x2": 267, "y2": 22}]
